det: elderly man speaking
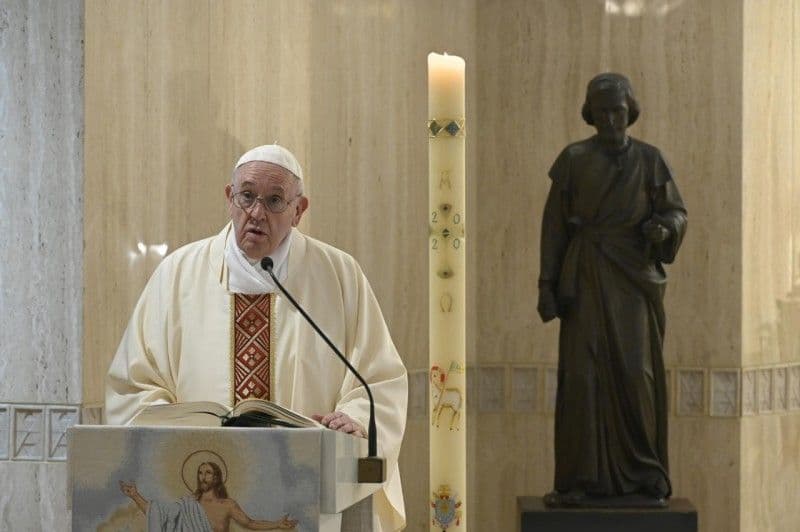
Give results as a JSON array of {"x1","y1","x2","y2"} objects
[{"x1": 106, "y1": 144, "x2": 408, "y2": 531}]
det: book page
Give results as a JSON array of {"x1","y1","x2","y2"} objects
[
  {"x1": 130, "y1": 401, "x2": 229, "y2": 427},
  {"x1": 232, "y1": 398, "x2": 320, "y2": 428}
]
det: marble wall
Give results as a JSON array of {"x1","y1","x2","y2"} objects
[{"x1": 0, "y1": 1, "x2": 84, "y2": 530}]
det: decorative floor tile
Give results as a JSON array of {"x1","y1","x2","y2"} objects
[
  {"x1": 710, "y1": 369, "x2": 740, "y2": 417},
  {"x1": 742, "y1": 370, "x2": 757, "y2": 415},
  {"x1": 0, "y1": 405, "x2": 9, "y2": 459},
  {"x1": 676, "y1": 369, "x2": 706, "y2": 416},
  {"x1": 773, "y1": 367, "x2": 788, "y2": 411},
  {"x1": 544, "y1": 368, "x2": 558, "y2": 415},
  {"x1": 757, "y1": 369, "x2": 772, "y2": 413},
  {"x1": 789, "y1": 365, "x2": 800, "y2": 411},
  {"x1": 665, "y1": 369, "x2": 673, "y2": 415},
  {"x1": 477, "y1": 366, "x2": 506, "y2": 412},
  {"x1": 11, "y1": 405, "x2": 45, "y2": 461},
  {"x1": 47, "y1": 406, "x2": 79, "y2": 461},
  {"x1": 511, "y1": 366, "x2": 538, "y2": 412}
]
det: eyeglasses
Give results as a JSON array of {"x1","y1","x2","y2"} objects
[{"x1": 232, "y1": 190, "x2": 301, "y2": 214}]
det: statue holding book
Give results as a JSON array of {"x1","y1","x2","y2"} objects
[{"x1": 537, "y1": 73, "x2": 687, "y2": 507}]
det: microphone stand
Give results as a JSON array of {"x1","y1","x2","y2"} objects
[{"x1": 261, "y1": 257, "x2": 385, "y2": 483}]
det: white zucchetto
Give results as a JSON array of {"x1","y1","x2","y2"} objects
[{"x1": 235, "y1": 144, "x2": 304, "y2": 180}]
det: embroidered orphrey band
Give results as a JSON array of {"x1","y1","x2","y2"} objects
[{"x1": 233, "y1": 293, "x2": 271, "y2": 403}]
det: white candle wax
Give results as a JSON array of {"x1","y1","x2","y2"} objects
[
  {"x1": 428, "y1": 53, "x2": 466, "y2": 118},
  {"x1": 428, "y1": 50, "x2": 466, "y2": 531}
]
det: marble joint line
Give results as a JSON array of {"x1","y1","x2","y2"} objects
[
  {"x1": 407, "y1": 363, "x2": 800, "y2": 419},
  {"x1": 0, "y1": 402, "x2": 100, "y2": 462}
]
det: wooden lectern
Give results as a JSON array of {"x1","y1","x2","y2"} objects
[{"x1": 68, "y1": 425, "x2": 380, "y2": 531}]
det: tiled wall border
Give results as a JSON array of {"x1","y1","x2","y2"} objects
[
  {"x1": 0, "y1": 402, "x2": 99, "y2": 462},
  {"x1": 6, "y1": 364, "x2": 796, "y2": 442},
  {"x1": 408, "y1": 363, "x2": 800, "y2": 419}
]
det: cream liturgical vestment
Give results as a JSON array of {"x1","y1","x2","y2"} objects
[{"x1": 106, "y1": 225, "x2": 408, "y2": 531}]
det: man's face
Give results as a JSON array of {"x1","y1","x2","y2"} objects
[
  {"x1": 225, "y1": 161, "x2": 309, "y2": 260},
  {"x1": 197, "y1": 463, "x2": 216, "y2": 492},
  {"x1": 589, "y1": 88, "x2": 629, "y2": 146}
]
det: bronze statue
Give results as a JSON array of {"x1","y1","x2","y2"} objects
[{"x1": 538, "y1": 73, "x2": 687, "y2": 507}]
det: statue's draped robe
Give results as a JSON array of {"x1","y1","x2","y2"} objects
[
  {"x1": 106, "y1": 226, "x2": 408, "y2": 531},
  {"x1": 540, "y1": 136, "x2": 687, "y2": 498},
  {"x1": 147, "y1": 496, "x2": 212, "y2": 532}
]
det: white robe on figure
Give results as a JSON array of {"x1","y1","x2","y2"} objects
[
  {"x1": 147, "y1": 496, "x2": 212, "y2": 532},
  {"x1": 106, "y1": 224, "x2": 408, "y2": 531}
]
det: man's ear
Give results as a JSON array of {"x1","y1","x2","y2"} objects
[
  {"x1": 224, "y1": 183, "x2": 233, "y2": 202},
  {"x1": 292, "y1": 196, "x2": 309, "y2": 227}
]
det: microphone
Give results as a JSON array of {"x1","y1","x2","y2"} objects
[{"x1": 260, "y1": 256, "x2": 385, "y2": 483}]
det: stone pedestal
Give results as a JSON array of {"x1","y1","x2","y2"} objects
[{"x1": 518, "y1": 497, "x2": 697, "y2": 532}]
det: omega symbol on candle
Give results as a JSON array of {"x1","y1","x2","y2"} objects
[{"x1": 440, "y1": 293, "x2": 453, "y2": 313}]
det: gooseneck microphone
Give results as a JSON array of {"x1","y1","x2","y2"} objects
[{"x1": 260, "y1": 256, "x2": 384, "y2": 483}]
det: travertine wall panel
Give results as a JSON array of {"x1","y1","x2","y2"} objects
[
  {"x1": 84, "y1": 2, "x2": 476, "y2": 529},
  {"x1": 81, "y1": 2, "x2": 800, "y2": 532},
  {"x1": 0, "y1": 1, "x2": 83, "y2": 530},
  {"x1": 741, "y1": 415, "x2": 800, "y2": 532},
  {"x1": 84, "y1": 0, "x2": 219, "y2": 406},
  {"x1": 668, "y1": 418, "x2": 740, "y2": 532},
  {"x1": 0, "y1": 462, "x2": 70, "y2": 531},
  {"x1": 0, "y1": 0, "x2": 83, "y2": 404},
  {"x1": 475, "y1": 0, "x2": 741, "y2": 370},
  {"x1": 84, "y1": 0, "x2": 319, "y2": 403},
  {"x1": 740, "y1": 1, "x2": 800, "y2": 531},
  {"x1": 474, "y1": 1, "x2": 742, "y2": 530},
  {"x1": 304, "y1": 3, "x2": 477, "y2": 527},
  {"x1": 742, "y1": 0, "x2": 797, "y2": 367}
]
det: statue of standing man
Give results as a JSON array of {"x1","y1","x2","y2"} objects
[{"x1": 538, "y1": 73, "x2": 687, "y2": 507}]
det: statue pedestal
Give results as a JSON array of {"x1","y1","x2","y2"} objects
[{"x1": 518, "y1": 496, "x2": 697, "y2": 532}]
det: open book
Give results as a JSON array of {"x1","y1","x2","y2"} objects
[{"x1": 130, "y1": 398, "x2": 319, "y2": 428}]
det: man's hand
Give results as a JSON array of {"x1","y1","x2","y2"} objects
[
  {"x1": 312, "y1": 411, "x2": 366, "y2": 438},
  {"x1": 119, "y1": 480, "x2": 150, "y2": 515},
  {"x1": 537, "y1": 285, "x2": 559, "y2": 323},
  {"x1": 275, "y1": 514, "x2": 298, "y2": 529},
  {"x1": 642, "y1": 218, "x2": 670, "y2": 243},
  {"x1": 119, "y1": 480, "x2": 138, "y2": 498}
]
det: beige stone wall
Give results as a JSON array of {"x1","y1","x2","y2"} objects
[
  {"x1": 742, "y1": 0, "x2": 797, "y2": 367},
  {"x1": 740, "y1": 1, "x2": 800, "y2": 531},
  {"x1": 472, "y1": 1, "x2": 743, "y2": 530},
  {"x1": 83, "y1": 1, "x2": 477, "y2": 529},
  {"x1": 83, "y1": 1, "x2": 800, "y2": 531},
  {"x1": 83, "y1": 0, "x2": 476, "y2": 393}
]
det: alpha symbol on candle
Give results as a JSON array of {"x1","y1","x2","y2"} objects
[{"x1": 439, "y1": 171, "x2": 453, "y2": 189}]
